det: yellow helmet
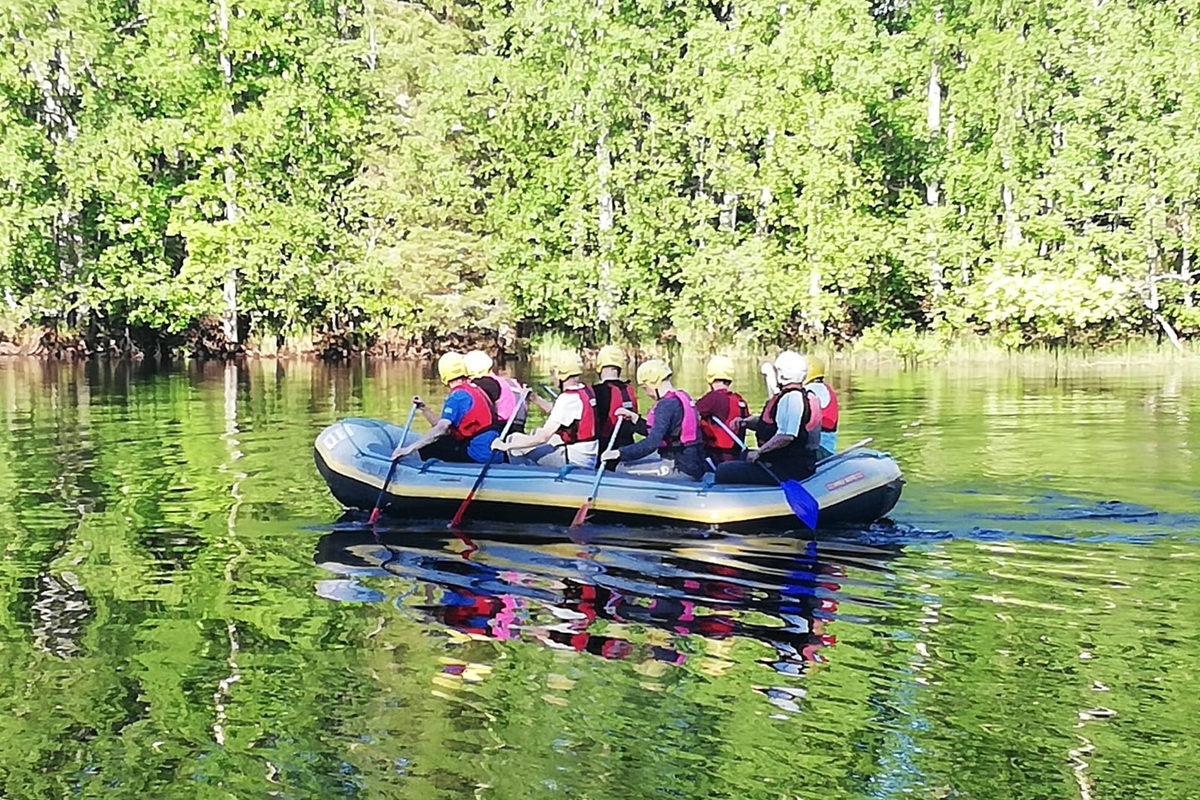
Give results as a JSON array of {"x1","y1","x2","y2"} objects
[
  {"x1": 636, "y1": 359, "x2": 672, "y2": 388},
  {"x1": 437, "y1": 352, "x2": 469, "y2": 384},
  {"x1": 597, "y1": 345, "x2": 626, "y2": 371},
  {"x1": 464, "y1": 350, "x2": 493, "y2": 378},
  {"x1": 806, "y1": 355, "x2": 826, "y2": 382},
  {"x1": 706, "y1": 355, "x2": 736, "y2": 384},
  {"x1": 550, "y1": 352, "x2": 584, "y2": 381}
]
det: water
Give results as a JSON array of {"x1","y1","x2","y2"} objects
[{"x1": 0, "y1": 355, "x2": 1197, "y2": 799}]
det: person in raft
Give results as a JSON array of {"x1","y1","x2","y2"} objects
[
  {"x1": 464, "y1": 349, "x2": 534, "y2": 432},
  {"x1": 491, "y1": 352, "x2": 599, "y2": 469},
  {"x1": 390, "y1": 351, "x2": 504, "y2": 464},
  {"x1": 716, "y1": 350, "x2": 821, "y2": 484},
  {"x1": 803, "y1": 355, "x2": 839, "y2": 460},
  {"x1": 695, "y1": 354, "x2": 749, "y2": 465},
  {"x1": 591, "y1": 345, "x2": 639, "y2": 469},
  {"x1": 598, "y1": 359, "x2": 706, "y2": 481}
]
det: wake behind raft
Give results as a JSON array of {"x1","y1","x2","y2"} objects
[{"x1": 314, "y1": 418, "x2": 904, "y2": 533}]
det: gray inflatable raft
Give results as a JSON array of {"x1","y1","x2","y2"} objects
[{"x1": 314, "y1": 418, "x2": 903, "y2": 532}]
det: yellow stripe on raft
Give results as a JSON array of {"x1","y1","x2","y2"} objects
[{"x1": 317, "y1": 440, "x2": 800, "y2": 525}]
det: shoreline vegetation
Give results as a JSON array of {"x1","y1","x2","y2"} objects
[{"x1": 2, "y1": 0, "x2": 1198, "y2": 360}]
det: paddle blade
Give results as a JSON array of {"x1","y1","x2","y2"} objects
[
  {"x1": 367, "y1": 507, "x2": 382, "y2": 525},
  {"x1": 780, "y1": 480, "x2": 819, "y2": 530},
  {"x1": 569, "y1": 500, "x2": 592, "y2": 529}
]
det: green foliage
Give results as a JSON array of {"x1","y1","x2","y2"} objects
[{"x1": 1, "y1": 0, "x2": 1199, "y2": 350}]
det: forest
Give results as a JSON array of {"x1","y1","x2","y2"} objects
[{"x1": 1, "y1": 0, "x2": 1198, "y2": 356}]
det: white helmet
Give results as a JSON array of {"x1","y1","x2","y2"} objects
[
  {"x1": 774, "y1": 350, "x2": 808, "y2": 385},
  {"x1": 464, "y1": 350, "x2": 493, "y2": 378}
]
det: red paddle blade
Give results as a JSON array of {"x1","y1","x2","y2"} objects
[
  {"x1": 367, "y1": 507, "x2": 382, "y2": 525},
  {"x1": 569, "y1": 500, "x2": 592, "y2": 529}
]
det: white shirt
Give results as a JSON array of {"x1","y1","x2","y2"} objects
[
  {"x1": 772, "y1": 389, "x2": 807, "y2": 438},
  {"x1": 546, "y1": 390, "x2": 598, "y2": 468}
]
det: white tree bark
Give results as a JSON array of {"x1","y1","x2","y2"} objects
[
  {"x1": 596, "y1": 134, "x2": 615, "y2": 324},
  {"x1": 217, "y1": 0, "x2": 239, "y2": 346}
]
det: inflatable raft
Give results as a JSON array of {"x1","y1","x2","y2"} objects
[{"x1": 314, "y1": 418, "x2": 904, "y2": 532}]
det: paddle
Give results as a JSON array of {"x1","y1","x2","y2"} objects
[
  {"x1": 449, "y1": 388, "x2": 531, "y2": 529},
  {"x1": 816, "y1": 437, "x2": 872, "y2": 467},
  {"x1": 569, "y1": 419, "x2": 623, "y2": 529},
  {"x1": 541, "y1": 384, "x2": 560, "y2": 400},
  {"x1": 712, "y1": 416, "x2": 819, "y2": 530},
  {"x1": 368, "y1": 401, "x2": 419, "y2": 525}
]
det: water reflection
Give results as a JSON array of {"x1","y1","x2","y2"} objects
[{"x1": 315, "y1": 524, "x2": 902, "y2": 715}]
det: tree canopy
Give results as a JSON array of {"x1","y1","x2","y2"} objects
[{"x1": 1, "y1": 0, "x2": 1197, "y2": 355}]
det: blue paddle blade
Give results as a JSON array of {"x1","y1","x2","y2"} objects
[{"x1": 780, "y1": 480, "x2": 819, "y2": 530}]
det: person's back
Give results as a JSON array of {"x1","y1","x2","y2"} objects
[
  {"x1": 803, "y1": 355, "x2": 838, "y2": 459},
  {"x1": 490, "y1": 353, "x2": 597, "y2": 469},
  {"x1": 466, "y1": 350, "x2": 527, "y2": 433},
  {"x1": 716, "y1": 351, "x2": 820, "y2": 485},
  {"x1": 696, "y1": 356, "x2": 748, "y2": 464},
  {"x1": 592, "y1": 345, "x2": 638, "y2": 465},
  {"x1": 599, "y1": 359, "x2": 705, "y2": 481},
  {"x1": 391, "y1": 352, "x2": 504, "y2": 465}
]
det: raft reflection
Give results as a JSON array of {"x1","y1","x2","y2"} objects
[{"x1": 314, "y1": 524, "x2": 900, "y2": 714}]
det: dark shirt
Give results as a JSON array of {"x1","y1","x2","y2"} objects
[
  {"x1": 472, "y1": 376, "x2": 503, "y2": 403},
  {"x1": 618, "y1": 396, "x2": 706, "y2": 480}
]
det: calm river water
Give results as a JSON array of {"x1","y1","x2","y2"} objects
[{"x1": 0, "y1": 355, "x2": 1197, "y2": 799}]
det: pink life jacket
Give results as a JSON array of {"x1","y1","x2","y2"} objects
[{"x1": 645, "y1": 389, "x2": 700, "y2": 449}]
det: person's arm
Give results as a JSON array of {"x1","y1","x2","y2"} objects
[
  {"x1": 393, "y1": 419, "x2": 451, "y2": 459},
  {"x1": 394, "y1": 391, "x2": 467, "y2": 458},
  {"x1": 494, "y1": 393, "x2": 575, "y2": 452},
  {"x1": 609, "y1": 398, "x2": 679, "y2": 462},
  {"x1": 613, "y1": 406, "x2": 649, "y2": 437},
  {"x1": 494, "y1": 422, "x2": 556, "y2": 451},
  {"x1": 412, "y1": 395, "x2": 439, "y2": 427},
  {"x1": 747, "y1": 392, "x2": 801, "y2": 463}
]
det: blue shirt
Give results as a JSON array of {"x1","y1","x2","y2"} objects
[{"x1": 441, "y1": 388, "x2": 501, "y2": 463}]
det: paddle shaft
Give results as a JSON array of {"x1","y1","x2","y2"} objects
[
  {"x1": 816, "y1": 437, "x2": 872, "y2": 467},
  {"x1": 712, "y1": 416, "x2": 783, "y2": 479},
  {"x1": 713, "y1": 414, "x2": 786, "y2": 482},
  {"x1": 714, "y1": 410, "x2": 867, "y2": 467},
  {"x1": 369, "y1": 402, "x2": 419, "y2": 524},
  {"x1": 449, "y1": 388, "x2": 531, "y2": 528},
  {"x1": 569, "y1": 418, "x2": 623, "y2": 528}
]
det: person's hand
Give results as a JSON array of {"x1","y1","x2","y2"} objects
[
  {"x1": 600, "y1": 449, "x2": 621, "y2": 462},
  {"x1": 392, "y1": 444, "x2": 414, "y2": 460},
  {"x1": 613, "y1": 407, "x2": 639, "y2": 423},
  {"x1": 412, "y1": 395, "x2": 426, "y2": 409},
  {"x1": 491, "y1": 438, "x2": 509, "y2": 452},
  {"x1": 732, "y1": 416, "x2": 748, "y2": 431},
  {"x1": 746, "y1": 448, "x2": 761, "y2": 464}
]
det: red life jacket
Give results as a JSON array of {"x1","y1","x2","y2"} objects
[
  {"x1": 758, "y1": 386, "x2": 821, "y2": 451},
  {"x1": 699, "y1": 388, "x2": 748, "y2": 450},
  {"x1": 600, "y1": 380, "x2": 637, "y2": 438},
  {"x1": 558, "y1": 384, "x2": 598, "y2": 444},
  {"x1": 448, "y1": 382, "x2": 500, "y2": 440},
  {"x1": 808, "y1": 380, "x2": 839, "y2": 432},
  {"x1": 646, "y1": 389, "x2": 700, "y2": 449}
]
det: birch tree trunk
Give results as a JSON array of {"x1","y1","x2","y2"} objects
[
  {"x1": 217, "y1": 0, "x2": 240, "y2": 346},
  {"x1": 596, "y1": 134, "x2": 615, "y2": 325},
  {"x1": 926, "y1": 48, "x2": 943, "y2": 297}
]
